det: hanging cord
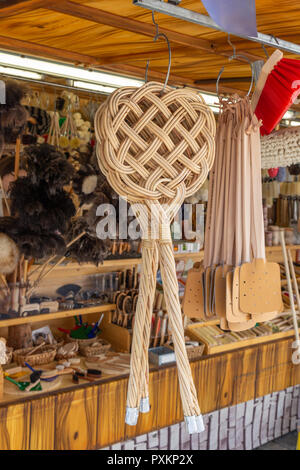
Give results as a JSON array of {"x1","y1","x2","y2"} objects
[
  {"x1": 145, "y1": 11, "x2": 171, "y2": 92},
  {"x1": 262, "y1": 44, "x2": 269, "y2": 59}
]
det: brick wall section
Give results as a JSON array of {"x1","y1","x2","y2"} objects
[{"x1": 101, "y1": 385, "x2": 300, "y2": 450}]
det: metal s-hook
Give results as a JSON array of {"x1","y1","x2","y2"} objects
[
  {"x1": 227, "y1": 33, "x2": 236, "y2": 59},
  {"x1": 216, "y1": 34, "x2": 254, "y2": 97},
  {"x1": 262, "y1": 44, "x2": 269, "y2": 59},
  {"x1": 145, "y1": 11, "x2": 171, "y2": 91}
]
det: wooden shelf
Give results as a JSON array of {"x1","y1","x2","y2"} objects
[
  {"x1": 0, "y1": 304, "x2": 115, "y2": 328},
  {"x1": 174, "y1": 251, "x2": 204, "y2": 260},
  {"x1": 186, "y1": 321, "x2": 300, "y2": 355},
  {"x1": 29, "y1": 244, "x2": 300, "y2": 275},
  {"x1": 266, "y1": 245, "x2": 300, "y2": 252},
  {"x1": 32, "y1": 245, "x2": 300, "y2": 271},
  {"x1": 30, "y1": 251, "x2": 203, "y2": 273}
]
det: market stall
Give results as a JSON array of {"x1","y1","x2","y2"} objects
[{"x1": 0, "y1": 0, "x2": 298, "y2": 451}]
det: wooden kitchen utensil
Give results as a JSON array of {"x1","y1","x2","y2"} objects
[
  {"x1": 182, "y1": 262, "x2": 205, "y2": 319},
  {"x1": 239, "y1": 112, "x2": 282, "y2": 315}
]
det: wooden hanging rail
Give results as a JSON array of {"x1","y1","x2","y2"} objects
[
  {"x1": 134, "y1": 0, "x2": 300, "y2": 56},
  {"x1": 0, "y1": 0, "x2": 264, "y2": 95}
]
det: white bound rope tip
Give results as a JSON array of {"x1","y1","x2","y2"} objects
[
  {"x1": 139, "y1": 397, "x2": 151, "y2": 413},
  {"x1": 125, "y1": 407, "x2": 139, "y2": 426},
  {"x1": 185, "y1": 415, "x2": 198, "y2": 434},
  {"x1": 195, "y1": 414, "x2": 205, "y2": 433}
]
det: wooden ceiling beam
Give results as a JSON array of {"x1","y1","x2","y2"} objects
[
  {"x1": 98, "y1": 62, "x2": 242, "y2": 95},
  {"x1": 45, "y1": 0, "x2": 261, "y2": 63},
  {"x1": 195, "y1": 77, "x2": 252, "y2": 85},
  {"x1": 46, "y1": 0, "x2": 216, "y2": 53},
  {"x1": 0, "y1": 31, "x2": 246, "y2": 94},
  {"x1": 0, "y1": 0, "x2": 44, "y2": 17},
  {"x1": 95, "y1": 48, "x2": 261, "y2": 68},
  {"x1": 0, "y1": 34, "x2": 239, "y2": 93},
  {"x1": 0, "y1": 35, "x2": 100, "y2": 65},
  {"x1": 96, "y1": 47, "x2": 210, "y2": 66}
]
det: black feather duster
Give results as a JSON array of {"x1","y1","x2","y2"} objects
[
  {"x1": 0, "y1": 216, "x2": 19, "y2": 239},
  {"x1": 66, "y1": 235, "x2": 111, "y2": 266},
  {"x1": 83, "y1": 191, "x2": 111, "y2": 237},
  {"x1": 16, "y1": 231, "x2": 66, "y2": 259},
  {"x1": 10, "y1": 179, "x2": 75, "y2": 234},
  {"x1": 10, "y1": 177, "x2": 44, "y2": 217},
  {"x1": 0, "y1": 80, "x2": 28, "y2": 152},
  {"x1": 65, "y1": 217, "x2": 111, "y2": 266},
  {"x1": 0, "y1": 216, "x2": 66, "y2": 259},
  {"x1": 25, "y1": 144, "x2": 75, "y2": 193}
]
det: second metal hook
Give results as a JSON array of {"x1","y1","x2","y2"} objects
[
  {"x1": 145, "y1": 11, "x2": 172, "y2": 91},
  {"x1": 216, "y1": 34, "x2": 254, "y2": 97}
]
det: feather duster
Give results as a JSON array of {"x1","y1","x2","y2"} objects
[
  {"x1": 0, "y1": 217, "x2": 65, "y2": 259},
  {"x1": 72, "y1": 163, "x2": 98, "y2": 197},
  {"x1": 0, "y1": 216, "x2": 19, "y2": 238},
  {"x1": 66, "y1": 217, "x2": 111, "y2": 265},
  {"x1": 16, "y1": 231, "x2": 66, "y2": 259},
  {"x1": 0, "y1": 232, "x2": 19, "y2": 274},
  {"x1": 0, "y1": 80, "x2": 28, "y2": 152},
  {"x1": 82, "y1": 175, "x2": 98, "y2": 195},
  {"x1": 36, "y1": 191, "x2": 75, "y2": 233},
  {"x1": 66, "y1": 235, "x2": 111, "y2": 266},
  {"x1": 24, "y1": 106, "x2": 51, "y2": 136},
  {"x1": 288, "y1": 163, "x2": 300, "y2": 176},
  {"x1": 84, "y1": 191, "x2": 111, "y2": 237},
  {"x1": 10, "y1": 178, "x2": 44, "y2": 217},
  {"x1": 10, "y1": 179, "x2": 75, "y2": 234},
  {"x1": 25, "y1": 144, "x2": 75, "y2": 193}
]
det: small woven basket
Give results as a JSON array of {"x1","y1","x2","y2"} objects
[
  {"x1": 168, "y1": 341, "x2": 205, "y2": 361},
  {"x1": 56, "y1": 341, "x2": 79, "y2": 360},
  {"x1": 79, "y1": 338, "x2": 111, "y2": 357},
  {"x1": 185, "y1": 343, "x2": 205, "y2": 361},
  {"x1": 67, "y1": 335, "x2": 99, "y2": 347},
  {"x1": 13, "y1": 345, "x2": 57, "y2": 366}
]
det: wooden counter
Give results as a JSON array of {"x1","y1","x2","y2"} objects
[
  {"x1": 0, "y1": 246, "x2": 299, "y2": 449},
  {"x1": 0, "y1": 334, "x2": 299, "y2": 450}
]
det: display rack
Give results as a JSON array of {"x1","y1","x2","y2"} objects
[{"x1": 1, "y1": 245, "x2": 299, "y2": 330}]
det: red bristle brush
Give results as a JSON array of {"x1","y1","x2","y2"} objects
[{"x1": 251, "y1": 49, "x2": 300, "y2": 135}]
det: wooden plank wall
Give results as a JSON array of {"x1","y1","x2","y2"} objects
[{"x1": 0, "y1": 336, "x2": 299, "y2": 450}]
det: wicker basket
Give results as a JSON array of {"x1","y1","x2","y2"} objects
[
  {"x1": 13, "y1": 345, "x2": 57, "y2": 366},
  {"x1": 168, "y1": 341, "x2": 205, "y2": 361},
  {"x1": 79, "y1": 338, "x2": 111, "y2": 357},
  {"x1": 67, "y1": 335, "x2": 97, "y2": 347},
  {"x1": 185, "y1": 343, "x2": 205, "y2": 360},
  {"x1": 56, "y1": 341, "x2": 79, "y2": 361}
]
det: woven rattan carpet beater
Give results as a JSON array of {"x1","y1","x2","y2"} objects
[{"x1": 95, "y1": 79, "x2": 215, "y2": 432}]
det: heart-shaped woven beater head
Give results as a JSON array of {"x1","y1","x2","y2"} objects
[
  {"x1": 95, "y1": 82, "x2": 215, "y2": 203},
  {"x1": 95, "y1": 81, "x2": 216, "y2": 432}
]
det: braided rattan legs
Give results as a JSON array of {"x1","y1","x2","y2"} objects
[
  {"x1": 158, "y1": 234, "x2": 203, "y2": 433},
  {"x1": 125, "y1": 239, "x2": 156, "y2": 423},
  {"x1": 139, "y1": 241, "x2": 158, "y2": 413},
  {"x1": 125, "y1": 203, "x2": 158, "y2": 424},
  {"x1": 126, "y1": 191, "x2": 203, "y2": 433}
]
